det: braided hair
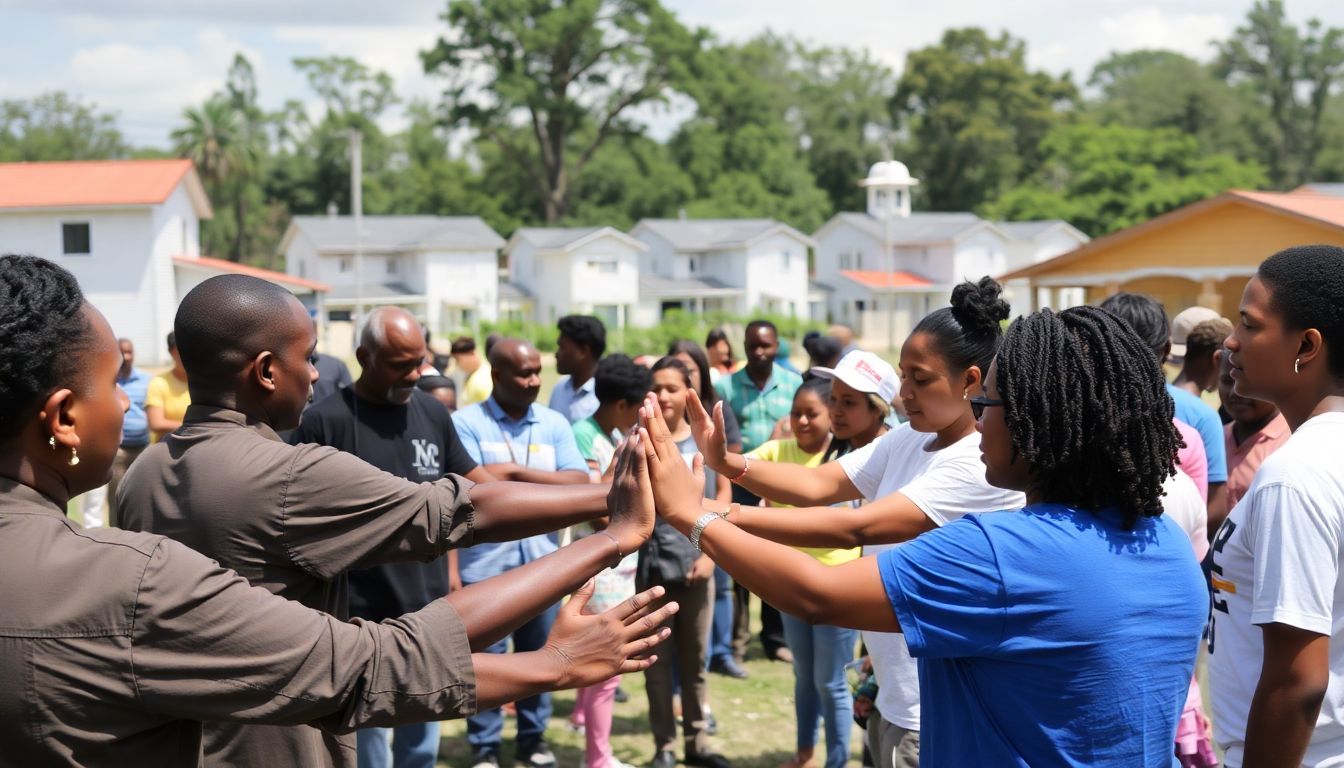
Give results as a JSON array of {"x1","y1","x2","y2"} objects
[
  {"x1": 0, "y1": 255, "x2": 93, "y2": 441},
  {"x1": 995, "y1": 306, "x2": 1180, "y2": 528}
]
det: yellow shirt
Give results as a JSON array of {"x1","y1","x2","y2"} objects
[
  {"x1": 145, "y1": 372, "x2": 190, "y2": 442},
  {"x1": 746, "y1": 439, "x2": 861, "y2": 566},
  {"x1": 460, "y1": 362, "x2": 493, "y2": 407}
]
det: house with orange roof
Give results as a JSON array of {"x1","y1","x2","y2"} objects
[
  {"x1": 813, "y1": 161, "x2": 1088, "y2": 347},
  {"x1": 0, "y1": 159, "x2": 327, "y2": 366},
  {"x1": 999, "y1": 185, "x2": 1344, "y2": 319}
]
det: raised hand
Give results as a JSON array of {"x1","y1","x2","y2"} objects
[
  {"x1": 540, "y1": 581, "x2": 678, "y2": 689},
  {"x1": 639, "y1": 394, "x2": 714, "y2": 531},
  {"x1": 686, "y1": 388, "x2": 729, "y2": 473},
  {"x1": 605, "y1": 432, "x2": 655, "y2": 555}
]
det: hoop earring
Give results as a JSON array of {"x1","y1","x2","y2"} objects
[
  {"x1": 1295, "y1": 358, "x2": 1301, "y2": 374},
  {"x1": 68, "y1": 447, "x2": 80, "y2": 467}
]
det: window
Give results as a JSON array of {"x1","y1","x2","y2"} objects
[
  {"x1": 62, "y1": 222, "x2": 90, "y2": 255},
  {"x1": 855, "y1": 300, "x2": 866, "y2": 312},
  {"x1": 298, "y1": 261, "x2": 307, "y2": 279},
  {"x1": 338, "y1": 258, "x2": 352, "y2": 273},
  {"x1": 588, "y1": 260, "x2": 618, "y2": 274},
  {"x1": 593, "y1": 304, "x2": 621, "y2": 327},
  {"x1": 688, "y1": 257, "x2": 697, "y2": 273},
  {"x1": 783, "y1": 251, "x2": 793, "y2": 270},
  {"x1": 839, "y1": 253, "x2": 851, "y2": 270},
  {"x1": 386, "y1": 258, "x2": 398, "y2": 275}
]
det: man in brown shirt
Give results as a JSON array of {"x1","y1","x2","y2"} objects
[
  {"x1": 0, "y1": 255, "x2": 675, "y2": 767},
  {"x1": 119, "y1": 275, "x2": 640, "y2": 768}
]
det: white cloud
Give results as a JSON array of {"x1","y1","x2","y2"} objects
[{"x1": 5, "y1": 0, "x2": 443, "y2": 26}]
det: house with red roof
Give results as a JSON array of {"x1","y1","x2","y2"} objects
[
  {"x1": 1000, "y1": 185, "x2": 1344, "y2": 319},
  {"x1": 0, "y1": 159, "x2": 327, "y2": 366},
  {"x1": 813, "y1": 161, "x2": 1087, "y2": 347}
]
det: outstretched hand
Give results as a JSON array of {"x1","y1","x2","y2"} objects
[
  {"x1": 686, "y1": 389, "x2": 729, "y2": 473},
  {"x1": 541, "y1": 581, "x2": 677, "y2": 689},
  {"x1": 639, "y1": 394, "x2": 713, "y2": 532},
  {"x1": 605, "y1": 432, "x2": 655, "y2": 555}
]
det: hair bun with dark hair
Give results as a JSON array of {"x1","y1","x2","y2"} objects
[{"x1": 950, "y1": 276, "x2": 1010, "y2": 336}]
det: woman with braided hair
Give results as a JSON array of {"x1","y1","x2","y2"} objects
[{"x1": 641, "y1": 304, "x2": 1207, "y2": 766}]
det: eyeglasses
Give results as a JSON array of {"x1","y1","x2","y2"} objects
[{"x1": 968, "y1": 395, "x2": 1005, "y2": 420}]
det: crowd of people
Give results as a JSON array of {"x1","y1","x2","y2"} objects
[{"x1": 2, "y1": 243, "x2": 1343, "y2": 768}]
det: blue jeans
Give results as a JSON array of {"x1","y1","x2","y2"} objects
[
  {"x1": 709, "y1": 565, "x2": 734, "y2": 665},
  {"x1": 781, "y1": 613, "x2": 858, "y2": 768},
  {"x1": 356, "y1": 722, "x2": 440, "y2": 768},
  {"x1": 466, "y1": 602, "x2": 559, "y2": 752}
]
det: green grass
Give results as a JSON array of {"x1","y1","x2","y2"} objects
[{"x1": 434, "y1": 608, "x2": 865, "y2": 768}]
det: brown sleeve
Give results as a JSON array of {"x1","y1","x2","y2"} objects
[
  {"x1": 279, "y1": 443, "x2": 476, "y2": 579},
  {"x1": 131, "y1": 537, "x2": 477, "y2": 730}
]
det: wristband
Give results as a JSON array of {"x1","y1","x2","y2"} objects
[
  {"x1": 594, "y1": 530, "x2": 623, "y2": 568},
  {"x1": 690, "y1": 511, "x2": 721, "y2": 553},
  {"x1": 727, "y1": 454, "x2": 750, "y2": 483},
  {"x1": 722, "y1": 502, "x2": 740, "y2": 523}
]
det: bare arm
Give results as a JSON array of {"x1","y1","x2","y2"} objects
[
  {"x1": 640, "y1": 395, "x2": 898, "y2": 632},
  {"x1": 687, "y1": 389, "x2": 860, "y2": 506},
  {"x1": 471, "y1": 582, "x2": 675, "y2": 708},
  {"x1": 1242, "y1": 623, "x2": 1330, "y2": 767},
  {"x1": 483, "y1": 464, "x2": 591, "y2": 485},
  {"x1": 145, "y1": 405, "x2": 182, "y2": 435},
  {"x1": 450, "y1": 439, "x2": 656, "y2": 650},
  {"x1": 468, "y1": 480, "x2": 609, "y2": 542},
  {"x1": 726, "y1": 490, "x2": 936, "y2": 549},
  {"x1": 1206, "y1": 482, "x2": 1230, "y2": 541}
]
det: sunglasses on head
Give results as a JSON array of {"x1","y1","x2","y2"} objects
[{"x1": 969, "y1": 395, "x2": 1004, "y2": 420}]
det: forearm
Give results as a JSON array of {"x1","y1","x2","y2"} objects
[
  {"x1": 146, "y1": 408, "x2": 180, "y2": 433},
  {"x1": 472, "y1": 651, "x2": 563, "y2": 710},
  {"x1": 515, "y1": 468, "x2": 591, "y2": 485},
  {"x1": 445, "y1": 533, "x2": 621, "y2": 650},
  {"x1": 717, "y1": 453, "x2": 856, "y2": 506},
  {"x1": 1243, "y1": 682, "x2": 1325, "y2": 766},
  {"x1": 732, "y1": 505, "x2": 869, "y2": 548},
  {"x1": 469, "y1": 481, "x2": 609, "y2": 541}
]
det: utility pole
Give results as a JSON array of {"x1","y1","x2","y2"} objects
[{"x1": 349, "y1": 128, "x2": 365, "y2": 326}]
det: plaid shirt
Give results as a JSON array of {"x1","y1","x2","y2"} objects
[{"x1": 715, "y1": 363, "x2": 803, "y2": 453}]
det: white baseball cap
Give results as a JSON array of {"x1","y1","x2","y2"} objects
[
  {"x1": 809, "y1": 351, "x2": 899, "y2": 403},
  {"x1": 1170, "y1": 306, "x2": 1224, "y2": 360}
]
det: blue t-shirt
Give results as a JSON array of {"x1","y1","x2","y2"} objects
[
  {"x1": 451, "y1": 397, "x2": 588, "y2": 583},
  {"x1": 1168, "y1": 384, "x2": 1227, "y2": 483},
  {"x1": 117, "y1": 367, "x2": 151, "y2": 448},
  {"x1": 878, "y1": 504, "x2": 1207, "y2": 767}
]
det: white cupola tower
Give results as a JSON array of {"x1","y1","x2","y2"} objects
[{"x1": 859, "y1": 160, "x2": 918, "y2": 219}]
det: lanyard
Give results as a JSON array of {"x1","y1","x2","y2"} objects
[{"x1": 498, "y1": 420, "x2": 535, "y2": 467}]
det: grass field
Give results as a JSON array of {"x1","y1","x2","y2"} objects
[{"x1": 434, "y1": 607, "x2": 866, "y2": 768}]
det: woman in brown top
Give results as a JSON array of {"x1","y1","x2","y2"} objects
[{"x1": 0, "y1": 254, "x2": 677, "y2": 767}]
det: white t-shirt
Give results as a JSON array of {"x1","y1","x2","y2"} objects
[
  {"x1": 838, "y1": 424, "x2": 1025, "y2": 731},
  {"x1": 1163, "y1": 467, "x2": 1210, "y2": 561},
  {"x1": 1210, "y1": 412, "x2": 1344, "y2": 768}
]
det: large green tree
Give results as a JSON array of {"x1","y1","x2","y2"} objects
[
  {"x1": 1087, "y1": 50, "x2": 1259, "y2": 159},
  {"x1": 172, "y1": 96, "x2": 260, "y2": 261},
  {"x1": 422, "y1": 0, "x2": 704, "y2": 222},
  {"x1": 1215, "y1": 0, "x2": 1344, "y2": 186},
  {"x1": 984, "y1": 122, "x2": 1265, "y2": 236},
  {"x1": 892, "y1": 28, "x2": 1077, "y2": 212},
  {"x1": 0, "y1": 91, "x2": 128, "y2": 162}
]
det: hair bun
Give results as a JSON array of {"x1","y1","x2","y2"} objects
[{"x1": 950, "y1": 276, "x2": 1010, "y2": 335}]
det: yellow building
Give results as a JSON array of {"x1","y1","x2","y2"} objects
[{"x1": 1001, "y1": 187, "x2": 1344, "y2": 318}]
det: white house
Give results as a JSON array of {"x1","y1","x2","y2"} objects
[
  {"x1": 280, "y1": 214, "x2": 506, "y2": 334},
  {"x1": 813, "y1": 161, "x2": 1088, "y2": 347},
  {"x1": 629, "y1": 218, "x2": 815, "y2": 325},
  {"x1": 505, "y1": 226, "x2": 647, "y2": 328},
  {"x1": 0, "y1": 159, "x2": 327, "y2": 367}
]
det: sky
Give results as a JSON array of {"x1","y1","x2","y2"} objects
[{"x1": 1, "y1": 0, "x2": 1337, "y2": 149}]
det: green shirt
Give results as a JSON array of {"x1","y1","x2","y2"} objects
[
  {"x1": 571, "y1": 416, "x2": 616, "y2": 475},
  {"x1": 714, "y1": 363, "x2": 803, "y2": 453}
]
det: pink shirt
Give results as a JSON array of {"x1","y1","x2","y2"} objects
[
  {"x1": 1224, "y1": 412, "x2": 1291, "y2": 509},
  {"x1": 1174, "y1": 418, "x2": 1208, "y2": 501}
]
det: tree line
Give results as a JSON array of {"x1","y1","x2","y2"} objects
[{"x1": 1, "y1": 0, "x2": 1341, "y2": 267}]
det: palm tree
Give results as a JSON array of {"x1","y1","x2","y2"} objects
[{"x1": 172, "y1": 98, "x2": 259, "y2": 262}]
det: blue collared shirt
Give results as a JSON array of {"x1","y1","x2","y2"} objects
[
  {"x1": 547, "y1": 375, "x2": 599, "y2": 424},
  {"x1": 451, "y1": 397, "x2": 588, "y2": 582},
  {"x1": 118, "y1": 367, "x2": 151, "y2": 448}
]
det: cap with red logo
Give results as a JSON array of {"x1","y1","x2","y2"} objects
[{"x1": 809, "y1": 351, "x2": 898, "y2": 404}]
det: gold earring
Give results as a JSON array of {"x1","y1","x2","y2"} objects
[
  {"x1": 68, "y1": 447, "x2": 79, "y2": 467},
  {"x1": 1295, "y1": 358, "x2": 1301, "y2": 374}
]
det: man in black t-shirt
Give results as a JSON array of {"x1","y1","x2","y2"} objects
[{"x1": 292, "y1": 306, "x2": 492, "y2": 768}]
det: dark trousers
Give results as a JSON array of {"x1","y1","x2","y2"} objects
[
  {"x1": 729, "y1": 485, "x2": 787, "y2": 659},
  {"x1": 639, "y1": 576, "x2": 715, "y2": 754}
]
